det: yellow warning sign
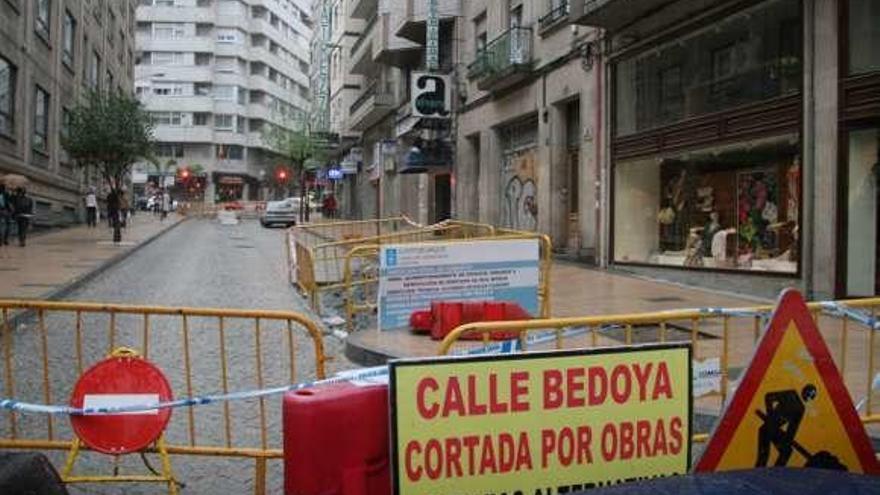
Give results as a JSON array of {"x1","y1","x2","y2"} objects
[{"x1": 695, "y1": 290, "x2": 879, "y2": 473}]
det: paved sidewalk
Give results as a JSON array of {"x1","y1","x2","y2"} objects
[{"x1": 0, "y1": 213, "x2": 185, "y2": 299}]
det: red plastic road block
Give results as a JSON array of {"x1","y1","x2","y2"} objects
[
  {"x1": 409, "y1": 310, "x2": 432, "y2": 333},
  {"x1": 427, "y1": 301, "x2": 530, "y2": 341},
  {"x1": 283, "y1": 383, "x2": 390, "y2": 495}
]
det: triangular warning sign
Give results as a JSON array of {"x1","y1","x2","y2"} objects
[{"x1": 695, "y1": 289, "x2": 880, "y2": 474}]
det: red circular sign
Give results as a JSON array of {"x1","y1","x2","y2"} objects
[{"x1": 69, "y1": 354, "x2": 173, "y2": 455}]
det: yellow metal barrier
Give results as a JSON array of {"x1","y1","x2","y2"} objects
[
  {"x1": 342, "y1": 230, "x2": 554, "y2": 331},
  {"x1": 438, "y1": 298, "x2": 880, "y2": 445},
  {"x1": 0, "y1": 300, "x2": 327, "y2": 494},
  {"x1": 293, "y1": 219, "x2": 503, "y2": 314}
]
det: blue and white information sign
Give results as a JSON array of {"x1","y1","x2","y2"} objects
[{"x1": 378, "y1": 239, "x2": 541, "y2": 330}]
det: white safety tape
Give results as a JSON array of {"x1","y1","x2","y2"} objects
[{"x1": 2, "y1": 301, "x2": 877, "y2": 416}]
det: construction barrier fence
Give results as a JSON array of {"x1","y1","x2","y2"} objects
[
  {"x1": 437, "y1": 297, "x2": 880, "y2": 446},
  {"x1": 342, "y1": 229, "x2": 554, "y2": 332},
  {"x1": 288, "y1": 217, "x2": 534, "y2": 315},
  {"x1": 0, "y1": 300, "x2": 327, "y2": 495}
]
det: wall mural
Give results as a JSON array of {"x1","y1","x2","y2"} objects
[{"x1": 502, "y1": 149, "x2": 538, "y2": 231}]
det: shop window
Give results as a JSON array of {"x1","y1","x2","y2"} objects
[
  {"x1": 844, "y1": 128, "x2": 879, "y2": 296},
  {"x1": 615, "y1": 0, "x2": 802, "y2": 137},
  {"x1": 613, "y1": 134, "x2": 800, "y2": 273},
  {"x1": 848, "y1": 0, "x2": 880, "y2": 75}
]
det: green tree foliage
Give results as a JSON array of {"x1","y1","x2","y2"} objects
[
  {"x1": 64, "y1": 90, "x2": 154, "y2": 191},
  {"x1": 64, "y1": 90, "x2": 154, "y2": 240}
]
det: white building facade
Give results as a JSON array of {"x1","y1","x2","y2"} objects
[{"x1": 135, "y1": 0, "x2": 313, "y2": 202}]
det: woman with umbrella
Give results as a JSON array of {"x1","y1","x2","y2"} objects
[{"x1": 3, "y1": 175, "x2": 33, "y2": 247}]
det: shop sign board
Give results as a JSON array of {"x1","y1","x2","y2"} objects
[
  {"x1": 695, "y1": 290, "x2": 880, "y2": 474},
  {"x1": 378, "y1": 239, "x2": 540, "y2": 331},
  {"x1": 411, "y1": 72, "x2": 451, "y2": 119},
  {"x1": 390, "y1": 344, "x2": 692, "y2": 495}
]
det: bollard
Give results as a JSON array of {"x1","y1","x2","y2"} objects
[{"x1": 283, "y1": 382, "x2": 390, "y2": 495}]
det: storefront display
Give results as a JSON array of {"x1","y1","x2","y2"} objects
[{"x1": 614, "y1": 135, "x2": 800, "y2": 273}]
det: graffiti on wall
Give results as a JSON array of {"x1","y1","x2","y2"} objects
[{"x1": 501, "y1": 149, "x2": 538, "y2": 231}]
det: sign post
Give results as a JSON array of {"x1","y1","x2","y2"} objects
[
  {"x1": 390, "y1": 344, "x2": 692, "y2": 494},
  {"x1": 64, "y1": 347, "x2": 179, "y2": 493},
  {"x1": 378, "y1": 238, "x2": 541, "y2": 330}
]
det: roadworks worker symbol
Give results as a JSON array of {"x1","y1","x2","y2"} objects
[{"x1": 695, "y1": 289, "x2": 880, "y2": 474}]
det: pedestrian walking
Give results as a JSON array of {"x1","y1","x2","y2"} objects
[
  {"x1": 107, "y1": 189, "x2": 120, "y2": 229},
  {"x1": 84, "y1": 187, "x2": 98, "y2": 227},
  {"x1": 0, "y1": 184, "x2": 12, "y2": 245},
  {"x1": 161, "y1": 189, "x2": 171, "y2": 221},
  {"x1": 322, "y1": 194, "x2": 337, "y2": 219},
  {"x1": 11, "y1": 188, "x2": 34, "y2": 247},
  {"x1": 119, "y1": 188, "x2": 130, "y2": 229}
]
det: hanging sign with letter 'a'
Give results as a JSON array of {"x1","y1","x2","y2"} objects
[
  {"x1": 390, "y1": 344, "x2": 692, "y2": 495},
  {"x1": 695, "y1": 289, "x2": 880, "y2": 474}
]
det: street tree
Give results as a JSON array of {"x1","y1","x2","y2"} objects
[
  {"x1": 262, "y1": 118, "x2": 328, "y2": 222},
  {"x1": 64, "y1": 90, "x2": 154, "y2": 242}
]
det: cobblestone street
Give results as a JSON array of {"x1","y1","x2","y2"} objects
[{"x1": 1, "y1": 218, "x2": 356, "y2": 493}]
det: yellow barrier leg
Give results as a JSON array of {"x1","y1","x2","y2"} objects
[
  {"x1": 61, "y1": 437, "x2": 81, "y2": 480},
  {"x1": 158, "y1": 436, "x2": 179, "y2": 495}
]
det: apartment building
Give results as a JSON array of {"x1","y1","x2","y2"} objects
[
  {"x1": 135, "y1": 0, "x2": 312, "y2": 202},
  {"x1": 573, "y1": 0, "x2": 880, "y2": 298},
  {"x1": 455, "y1": 0, "x2": 601, "y2": 260},
  {"x1": 0, "y1": 0, "x2": 137, "y2": 225},
  {"x1": 320, "y1": 0, "x2": 458, "y2": 223}
]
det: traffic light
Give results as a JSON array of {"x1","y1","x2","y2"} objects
[
  {"x1": 180, "y1": 168, "x2": 191, "y2": 180},
  {"x1": 276, "y1": 169, "x2": 288, "y2": 181}
]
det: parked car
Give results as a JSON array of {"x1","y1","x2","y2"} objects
[{"x1": 260, "y1": 199, "x2": 298, "y2": 227}]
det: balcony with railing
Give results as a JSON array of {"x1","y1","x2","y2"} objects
[
  {"x1": 349, "y1": 80, "x2": 395, "y2": 131},
  {"x1": 350, "y1": 14, "x2": 378, "y2": 75},
  {"x1": 396, "y1": 0, "x2": 461, "y2": 43},
  {"x1": 466, "y1": 26, "x2": 534, "y2": 92},
  {"x1": 350, "y1": 0, "x2": 379, "y2": 20},
  {"x1": 374, "y1": 13, "x2": 422, "y2": 67},
  {"x1": 539, "y1": 1, "x2": 570, "y2": 33}
]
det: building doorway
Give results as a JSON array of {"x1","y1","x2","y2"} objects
[
  {"x1": 433, "y1": 174, "x2": 451, "y2": 223},
  {"x1": 564, "y1": 100, "x2": 581, "y2": 253}
]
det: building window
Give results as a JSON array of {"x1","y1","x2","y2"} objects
[
  {"x1": 153, "y1": 83, "x2": 184, "y2": 96},
  {"x1": 613, "y1": 134, "x2": 800, "y2": 274},
  {"x1": 848, "y1": 0, "x2": 880, "y2": 75},
  {"x1": 151, "y1": 112, "x2": 183, "y2": 126},
  {"x1": 236, "y1": 116, "x2": 246, "y2": 134},
  {"x1": 212, "y1": 85, "x2": 236, "y2": 100},
  {"x1": 35, "y1": 0, "x2": 51, "y2": 41},
  {"x1": 151, "y1": 52, "x2": 185, "y2": 65},
  {"x1": 153, "y1": 22, "x2": 185, "y2": 40},
  {"x1": 0, "y1": 57, "x2": 15, "y2": 138},
  {"x1": 60, "y1": 106, "x2": 70, "y2": 152},
  {"x1": 193, "y1": 112, "x2": 209, "y2": 125},
  {"x1": 614, "y1": 0, "x2": 802, "y2": 137},
  {"x1": 33, "y1": 86, "x2": 49, "y2": 152},
  {"x1": 214, "y1": 114, "x2": 234, "y2": 130},
  {"x1": 62, "y1": 10, "x2": 76, "y2": 68},
  {"x1": 154, "y1": 143, "x2": 184, "y2": 158},
  {"x1": 216, "y1": 29, "x2": 240, "y2": 43},
  {"x1": 216, "y1": 144, "x2": 243, "y2": 159},
  {"x1": 89, "y1": 51, "x2": 101, "y2": 89}
]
